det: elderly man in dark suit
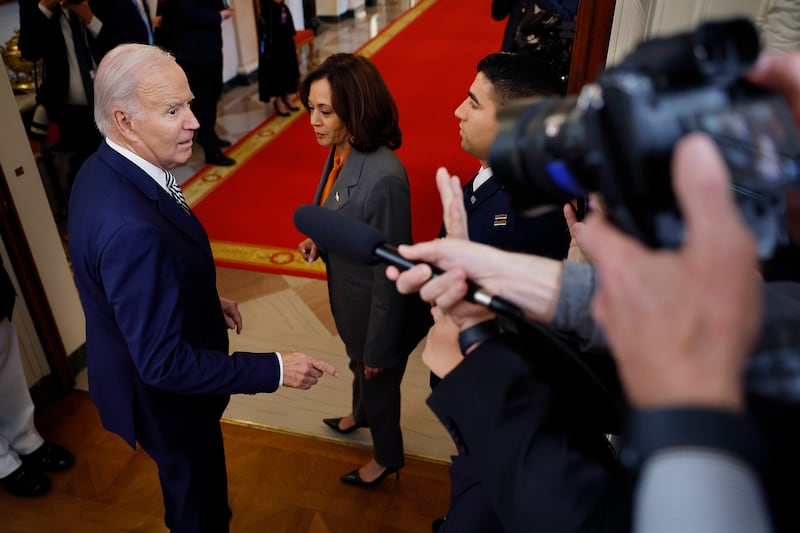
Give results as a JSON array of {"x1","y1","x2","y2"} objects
[
  {"x1": 0, "y1": 257, "x2": 74, "y2": 498},
  {"x1": 68, "y1": 44, "x2": 337, "y2": 533}
]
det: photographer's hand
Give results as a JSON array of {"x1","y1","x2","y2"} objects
[
  {"x1": 564, "y1": 203, "x2": 590, "y2": 263},
  {"x1": 421, "y1": 307, "x2": 465, "y2": 379},
  {"x1": 386, "y1": 239, "x2": 563, "y2": 323},
  {"x1": 580, "y1": 134, "x2": 761, "y2": 410},
  {"x1": 747, "y1": 52, "x2": 800, "y2": 130}
]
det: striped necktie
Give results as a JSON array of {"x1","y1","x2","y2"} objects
[{"x1": 165, "y1": 170, "x2": 191, "y2": 214}]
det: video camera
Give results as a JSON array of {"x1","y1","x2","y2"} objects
[{"x1": 490, "y1": 18, "x2": 800, "y2": 258}]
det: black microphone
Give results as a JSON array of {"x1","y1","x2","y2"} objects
[{"x1": 293, "y1": 204, "x2": 525, "y2": 321}]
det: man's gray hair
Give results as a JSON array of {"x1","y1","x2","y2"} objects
[{"x1": 93, "y1": 44, "x2": 177, "y2": 136}]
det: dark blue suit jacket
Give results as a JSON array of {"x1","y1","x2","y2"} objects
[
  {"x1": 158, "y1": 0, "x2": 227, "y2": 64},
  {"x1": 68, "y1": 142, "x2": 281, "y2": 448},
  {"x1": 464, "y1": 174, "x2": 569, "y2": 259},
  {"x1": 429, "y1": 333, "x2": 627, "y2": 533}
]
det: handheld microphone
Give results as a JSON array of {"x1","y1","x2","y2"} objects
[{"x1": 293, "y1": 204, "x2": 525, "y2": 321}]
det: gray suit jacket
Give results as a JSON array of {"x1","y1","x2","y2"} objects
[{"x1": 313, "y1": 146, "x2": 426, "y2": 368}]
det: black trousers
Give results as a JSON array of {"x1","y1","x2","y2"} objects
[
  {"x1": 440, "y1": 454, "x2": 504, "y2": 532},
  {"x1": 57, "y1": 104, "x2": 103, "y2": 193},
  {"x1": 179, "y1": 60, "x2": 223, "y2": 151},
  {"x1": 349, "y1": 355, "x2": 408, "y2": 469},
  {"x1": 134, "y1": 397, "x2": 232, "y2": 533}
]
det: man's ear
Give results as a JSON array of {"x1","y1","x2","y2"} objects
[{"x1": 113, "y1": 108, "x2": 135, "y2": 141}]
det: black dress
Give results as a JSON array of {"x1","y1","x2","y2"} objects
[{"x1": 258, "y1": 0, "x2": 300, "y2": 101}]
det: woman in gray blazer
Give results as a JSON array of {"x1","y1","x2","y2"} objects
[{"x1": 298, "y1": 53, "x2": 426, "y2": 487}]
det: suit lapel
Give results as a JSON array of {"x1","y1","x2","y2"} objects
[
  {"x1": 465, "y1": 175, "x2": 503, "y2": 213},
  {"x1": 323, "y1": 148, "x2": 365, "y2": 212},
  {"x1": 97, "y1": 143, "x2": 213, "y2": 261}
]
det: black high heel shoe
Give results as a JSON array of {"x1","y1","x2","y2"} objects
[
  {"x1": 273, "y1": 101, "x2": 291, "y2": 117},
  {"x1": 340, "y1": 465, "x2": 401, "y2": 488},
  {"x1": 281, "y1": 96, "x2": 300, "y2": 112},
  {"x1": 322, "y1": 417, "x2": 363, "y2": 434}
]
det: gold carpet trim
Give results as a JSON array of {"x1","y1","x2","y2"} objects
[
  {"x1": 182, "y1": 112, "x2": 304, "y2": 206},
  {"x1": 222, "y1": 416, "x2": 450, "y2": 464},
  {"x1": 210, "y1": 240, "x2": 326, "y2": 276},
  {"x1": 358, "y1": 0, "x2": 438, "y2": 58}
]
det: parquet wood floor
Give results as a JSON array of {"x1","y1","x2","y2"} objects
[{"x1": 0, "y1": 391, "x2": 450, "y2": 532}]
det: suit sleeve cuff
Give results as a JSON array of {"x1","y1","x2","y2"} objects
[
  {"x1": 275, "y1": 351, "x2": 283, "y2": 387},
  {"x1": 86, "y1": 16, "x2": 102, "y2": 38},
  {"x1": 39, "y1": 3, "x2": 55, "y2": 17}
]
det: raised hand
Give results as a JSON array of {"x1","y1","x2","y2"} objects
[{"x1": 436, "y1": 167, "x2": 469, "y2": 240}]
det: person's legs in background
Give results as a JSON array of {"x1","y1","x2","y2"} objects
[
  {"x1": 57, "y1": 104, "x2": 103, "y2": 209},
  {"x1": 181, "y1": 60, "x2": 236, "y2": 167},
  {"x1": 0, "y1": 317, "x2": 74, "y2": 497}
]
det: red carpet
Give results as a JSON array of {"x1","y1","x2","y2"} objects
[{"x1": 185, "y1": 0, "x2": 504, "y2": 277}]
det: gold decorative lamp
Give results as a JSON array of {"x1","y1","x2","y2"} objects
[{"x1": 1, "y1": 28, "x2": 40, "y2": 94}]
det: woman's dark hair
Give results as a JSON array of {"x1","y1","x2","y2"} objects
[{"x1": 299, "y1": 53, "x2": 402, "y2": 152}]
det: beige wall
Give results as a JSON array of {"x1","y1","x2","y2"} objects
[
  {"x1": 0, "y1": 73, "x2": 85, "y2": 386},
  {"x1": 607, "y1": 0, "x2": 769, "y2": 66},
  {"x1": 757, "y1": 0, "x2": 800, "y2": 52}
]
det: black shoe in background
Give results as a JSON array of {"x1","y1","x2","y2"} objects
[
  {"x1": 204, "y1": 148, "x2": 236, "y2": 167},
  {"x1": 21, "y1": 442, "x2": 75, "y2": 472},
  {"x1": 0, "y1": 465, "x2": 51, "y2": 497}
]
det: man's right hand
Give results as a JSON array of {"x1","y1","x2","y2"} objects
[
  {"x1": 281, "y1": 351, "x2": 338, "y2": 390},
  {"x1": 436, "y1": 167, "x2": 469, "y2": 239}
]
